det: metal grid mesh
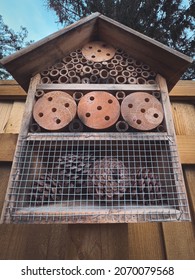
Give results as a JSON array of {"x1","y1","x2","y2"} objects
[{"x1": 2, "y1": 133, "x2": 190, "y2": 223}]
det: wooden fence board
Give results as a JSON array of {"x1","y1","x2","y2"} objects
[{"x1": 4, "y1": 102, "x2": 25, "y2": 133}]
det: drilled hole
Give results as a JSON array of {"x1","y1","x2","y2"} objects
[
  {"x1": 97, "y1": 106, "x2": 102, "y2": 110},
  {"x1": 90, "y1": 96, "x2": 95, "y2": 101},
  {"x1": 105, "y1": 116, "x2": 110, "y2": 121},
  {"x1": 106, "y1": 53, "x2": 111, "y2": 56},
  {"x1": 91, "y1": 55, "x2": 96, "y2": 58},
  {"x1": 154, "y1": 113, "x2": 159, "y2": 118},
  {"x1": 97, "y1": 49, "x2": 101, "y2": 52},
  {"x1": 52, "y1": 108, "x2": 57, "y2": 112},
  {"x1": 56, "y1": 119, "x2": 61, "y2": 124},
  {"x1": 88, "y1": 46, "x2": 92, "y2": 49},
  {"x1": 128, "y1": 104, "x2": 133, "y2": 108},
  {"x1": 137, "y1": 119, "x2": 141, "y2": 124},
  {"x1": 48, "y1": 97, "x2": 53, "y2": 101},
  {"x1": 108, "y1": 99, "x2": 113, "y2": 104},
  {"x1": 141, "y1": 108, "x2": 145, "y2": 113},
  {"x1": 39, "y1": 112, "x2": 43, "y2": 117},
  {"x1": 145, "y1": 98, "x2": 150, "y2": 102},
  {"x1": 65, "y1": 103, "x2": 70, "y2": 108},
  {"x1": 86, "y1": 113, "x2": 91, "y2": 117}
]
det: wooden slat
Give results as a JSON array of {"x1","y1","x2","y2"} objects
[
  {"x1": 4, "y1": 102, "x2": 25, "y2": 133},
  {"x1": 170, "y1": 80, "x2": 195, "y2": 102},
  {"x1": 177, "y1": 135, "x2": 195, "y2": 164},
  {"x1": 0, "y1": 102, "x2": 13, "y2": 133},
  {"x1": 128, "y1": 224, "x2": 165, "y2": 259},
  {"x1": 0, "y1": 133, "x2": 194, "y2": 164},
  {"x1": 0, "y1": 82, "x2": 27, "y2": 100},
  {"x1": 0, "y1": 134, "x2": 18, "y2": 162}
]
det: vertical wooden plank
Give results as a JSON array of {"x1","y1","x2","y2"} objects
[
  {"x1": 0, "y1": 102, "x2": 13, "y2": 133},
  {"x1": 128, "y1": 224, "x2": 166, "y2": 259},
  {"x1": 4, "y1": 102, "x2": 25, "y2": 133}
]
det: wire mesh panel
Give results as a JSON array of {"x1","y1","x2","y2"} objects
[{"x1": 1, "y1": 133, "x2": 190, "y2": 223}]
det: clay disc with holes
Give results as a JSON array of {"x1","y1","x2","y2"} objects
[
  {"x1": 121, "y1": 92, "x2": 164, "y2": 131},
  {"x1": 33, "y1": 91, "x2": 76, "y2": 131},
  {"x1": 78, "y1": 91, "x2": 120, "y2": 129},
  {"x1": 81, "y1": 41, "x2": 116, "y2": 62}
]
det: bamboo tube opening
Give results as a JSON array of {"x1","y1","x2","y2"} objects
[
  {"x1": 134, "y1": 60, "x2": 142, "y2": 67},
  {"x1": 66, "y1": 63, "x2": 74, "y2": 70},
  {"x1": 69, "y1": 119, "x2": 83, "y2": 132},
  {"x1": 73, "y1": 91, "x2": 84, "y2": 101},
  {"x1": 152, "y1": 91, "x2": 161, "y2": 99},
  {"x1": 41, "y1": 77, "x2": 51, "y2": 84},
  {"x1": 70, "y1": 76, "x2": 81, "y2": 83},
  {"x1": 116, "y1": 75, "x2": 127, "y2": 84},
  {"x1": 111, "y1": 59, "x2": 118, "y2": 65},
  {"x1": 128, "y1": 77, "x2": 137, "y2": 84},
  {"x1": 131, "y1": 72, "x2": 138, "y2": 77},
  {"x1": 137, "y1": 77, "x2": 146, "y2": 84},
  {"x1": 70, "y1": 51, "x2": 78, "y2": 57},
  {"x1": 147, "y1": 80, "x2": 156, "y2": 85},
  {"x1": 90, "y1": 75, "x2": 98, "y2": 83},
  {"x1": 35, "y1": 90, "x2": 45, "y2": 98},
  {"x1": 116, "y1": 121, "x2": 129, "y2": 132},
  {"x1": 94, "y1": 62, "x2": 102, "y2": 69},
  {"x1": 68, "y1": 70, "x2": 76, "y2": 78},
  {"x1": 110, "y1": 69, "x2": 118, "y2": 77},
  {"x1": 116, "y1": 91, "x2": 126, "y2": 100},
  {"x1": 41, "y1": 70, "x2": 50, "y2": 76},
  {"x1": 107, "y1": 63, "x2": 115, "y2": 69},
  {"x1": 60, "y1": 68, "x2": 68, "y2": 76},
  {"x1": 83, "y1": 66, "x2": 92, "y2": 75},
  {"x1": 92, "y1": 68, "x2": 100, "y2": 75},
  {"x1": 135, "y1": 67, "x2": 142, "y2": 74},
  {"x1": 29, "y1": 123, "x2": 41, "y2": 133},
  {"x1": 126, "y1": 57, "x2": 135, "y2": 64},
  {"x1": 120, "y1": 60, "x2": 128, "y2": 67},
  {"x1": 142, "y1": 64, "x2": 150, "y2": 71},
  {"x1": 141, "y1": 71, "x2": 150, "y2": 78},
  {"x1": 58, "y1": 75, "x2": 69, "y2": 83},
  {"x1": 114, "y1": 54, "x2": 123, "y2": 61},
  {"x1": 50, "y1": 69, "x2": 60, "y2": 79},
  {"x1": 116, "y1": 48, "x2": 123, "y2": 54},
  {"x1": 72, "y1": 58, "x2": 80, "y2": 64},
  {"x1": 62, "y1": 56, "x2": 72, "y2": 63},
  {"x1": 126, "y1": 65, "x2": 135, "y2": 72},
  {"x1": 106, "y1": 77, "x2": 115, "y2": 84},
  {"x1": 115, "y1": 65, "x2": 123, "y2": 73},
  {"x1": 122, "y1": 70, "x2": 131, "y2": 78},
  {"x1": 100, "y1": 69, "x2": 109, "y2": 79},
  {"x1": 54, "y1": 62, "x2": 65, "y2": 69}
]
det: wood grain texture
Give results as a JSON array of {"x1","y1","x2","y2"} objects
[
  {"x1": 4, "y1": 102, "x2": 25, "y2": 133},
  {"x1": 0, "y1": 83, "x2": 27, "y2": 100},
  {"x1": 170, "y1": 80, "x2": 195, "y2": 102},
  {"x1": 0, "y1": 102, "x2": 13, "y2": 132},
  {"x1": 128, "y1": 223, "x2": 166, "y2": 259},
  {"x1": 0, "y1": 134, "x2": 18, "y2": 162},
  {"x1": 177, "y1": 135, "x2": 195, "y2": 164}
]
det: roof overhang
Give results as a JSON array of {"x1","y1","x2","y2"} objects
[{"x1": 0, "y1": 12, "x2": 192, "y2": 92}]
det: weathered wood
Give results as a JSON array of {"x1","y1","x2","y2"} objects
[
  {"x1": 170, "y1": 80, "x2": 195, "y2": 102},
  {"x1": 183, "y1": 166, "x2": 195, "y2": 218},
  {"x1": 0, "y1": 134, "x2": 18, "y2": 162},
  {"x1": 177, "y1": 135, "x2": 195, "y2": 164},
  {"x1": 0, "y1": 81, "x2": 27, "y2": 100},
  {"x1": 0, "y1": 102, "x2": 13, "y2": 133},
  {"x1": 98, "y1": 16, "x2": 192, "y2": 91},
  {"x1": 37, "y1": 83, "x2": 159, "y2": 91},
  {"x1": 4, "y1": 102, "x2": 25, "y2": 133},
  {"x1": 128, "y1": 224, "x2": 166, "y2": 259},
  {"x1": 1, "y1": 13, "x2": 100, "y2": 91}
]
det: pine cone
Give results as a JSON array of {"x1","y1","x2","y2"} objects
[
  {"x1": 30, "y1": 173, "x2": 63, "y2": 205},
  {"x1": 130, "y1": 168, "x2": 167, "y2": 205},
  {"x1": 88, "y1": 157, "x2": 130, "y2": 203}
]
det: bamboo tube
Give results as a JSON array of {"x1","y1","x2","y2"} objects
[
  {"x1": 62, "y1": 56, "x2": 72, "y2": 63},
  {"x1": 107, "y1": 62, "x2": 115, "y2": 69},
  {"x1": 98, "y1": 78, "x2": 107, "y2": 84},
  {"x1": 70, "y1": 76, "x2": 81, "y2": 83},
  {"x1": 126, "y1": 65, "x2": 135, "y2": 72},
  {"x1": 116, "y1": 75, "x2": 127, "y2": 84},
  {"x1": 50, "y1": 69, "x2": 60, "y2": 79},
  {"x1": 99, "y1": 69, "x2": 109, "y2": 79},
  {"x1": 126, "y1": 57, "x2": 135, "y2": 64},
  {"x1": 128, "y1": 77, "x2": 137, "y2": 84},
  {"x1": 80, "y1": 57, "x2": 87, "y2": 64},
  {"x1": 114, "y1": 54, "x2": 123, "y2": 61},
  {"x1": 111, "y1": 58, "x2": 119, "y2": 65},
  {"x1": 72, "y1": 58, "x2": 80, "y2": 64},
  {"x1": 35, "y1": 90, "x2": 45, "y2": 98},
  {"x1": 147, "y1": 79, "x2": 156, "y2": 85},
  {"x1": 41, "y1": 70, "x2": 50, "y2": 76},
  {"x1": 115, "y1": 65, "x2": 123, "y2": 73},
  {"x1": 120, "y1": 60, "x2": 128, "y2": 67},
  {"x1": 76, "y1": 48, "x2": 82, "y2": 54},
  {"x1": 116, "y1": 91, "x2": 126, "y2": 100},
  {"x1": 52, "y1": 80, "x2": 59, "y2": 84},
  {"x1": 109, "y1": 69, "x2": 118, "y2": 77},
  {"x1": 106, "y1": 77, "x2": 115, "y2": 84},
  {"x1": 41, "y1": 77, "x2": 51, "y2": 84},
  {"x1": 142, "y1": 64, "x2": 150, "y2": 71},
  {"x1": 90, "y1": 75, "x2": 98, "y2": 83},
  {"x1": 94, "y1": 62, "x2": 102, "y2": 69},
  {"x1": 54, "y1": 62, "x2": 65, "y2": 69},
  {"x1": 83, "y1": 65, "x2": 92, "y2": 75},
  {"x1": 92, "y1": 68, "x2": 100, "y2": 76},
  {"x1": 150, "y1": 71, "x2": 156, "y2": 77},
  {"x1": 82, "y1": 77, "x2": 90, "y2": 83},
  {"x1": 75, "y1": 63, "x2": 83, "y2": 72},
  {"x1": 137, "y1": 77, "x2": 146, "y2": 84},
  {"x1": 70, "y1": 51, "x2": 78, "y2": 58},
  {"x1": 29, "y1": 123, "x2": 41, "y2": 133},
  {"x1": 47, "y1": 65, "x2": 53, "y2": 71},
  {"x1": 157, "y1": 125, "x2": 165, "y2": 132},
  {"x1": 68, "y1": 119, "x2": 83, "y2": 132},
  {"x1": 141, "y1": 71, "x2": 150, "y2": 79},
  {"x1": 131, "y1": 71, "x2": 138, "y2": 77},
  {"x1": 58, "y1": 75, "x2": 69, "y2": 83},
  {"x1": 122, "y1": 52, "x2": 129, "y2": 59},
  {"x1": 87, "y1": 60, "x2": 94, "y2": 66},
  {"x1": 122, "y1": 70, "x2": 131, "y2": 78},
  {"x1": 60, "y1": 68, "x2": 68, "y2": 76},
  {"x1": 116, "y1": 121, "x2": 129, "y2": 132},
  {"x1": 66, "y1": 63, "x2": 74, "y2": 70},
  {"x1": 135, "y1": 67, "x2": 142, "y2": 74},
  {"x1": 152, "y1": 91, "x2": 161, "y2": 99},
  {"x1": 77, "y1": 53, "x2": 83, "y2": 59},
  {"x1": 68, "y1": 70, "x2": 76, "y2": 78},
  {"x1": 116, "y1": 48, "x2": 123, "y2": 54},
  {"x1": 73, "y1": 91, "x2": 84, "y2": 102},
  {"x1": 134, "y1": 60, "x2": 142, "y2": 67}
]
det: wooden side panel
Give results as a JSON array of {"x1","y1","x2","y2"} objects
[
  {"x1": 4, "y1": 102, "x2": 25, "y2": 133},
  {"x1": 170, "y1": 80, "x2": 195, "y2": 102},
  {"x1": 0, "y1": 102, "x2": 13, "y2": 132},
  {"x1": 0, "y1": 80, "x2": 27, "y2": 100}
]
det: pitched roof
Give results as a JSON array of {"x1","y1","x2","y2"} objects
[{"x1": 0, "y1": 12, "x2": 192, "y2": 92}]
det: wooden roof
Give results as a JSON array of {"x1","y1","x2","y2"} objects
[
  {"x1": 0, "y1": 12, "x2": 193, "y2": 92},
  {"x1": 0, "y1": 80, "x2": 195, "y2": 259}
]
